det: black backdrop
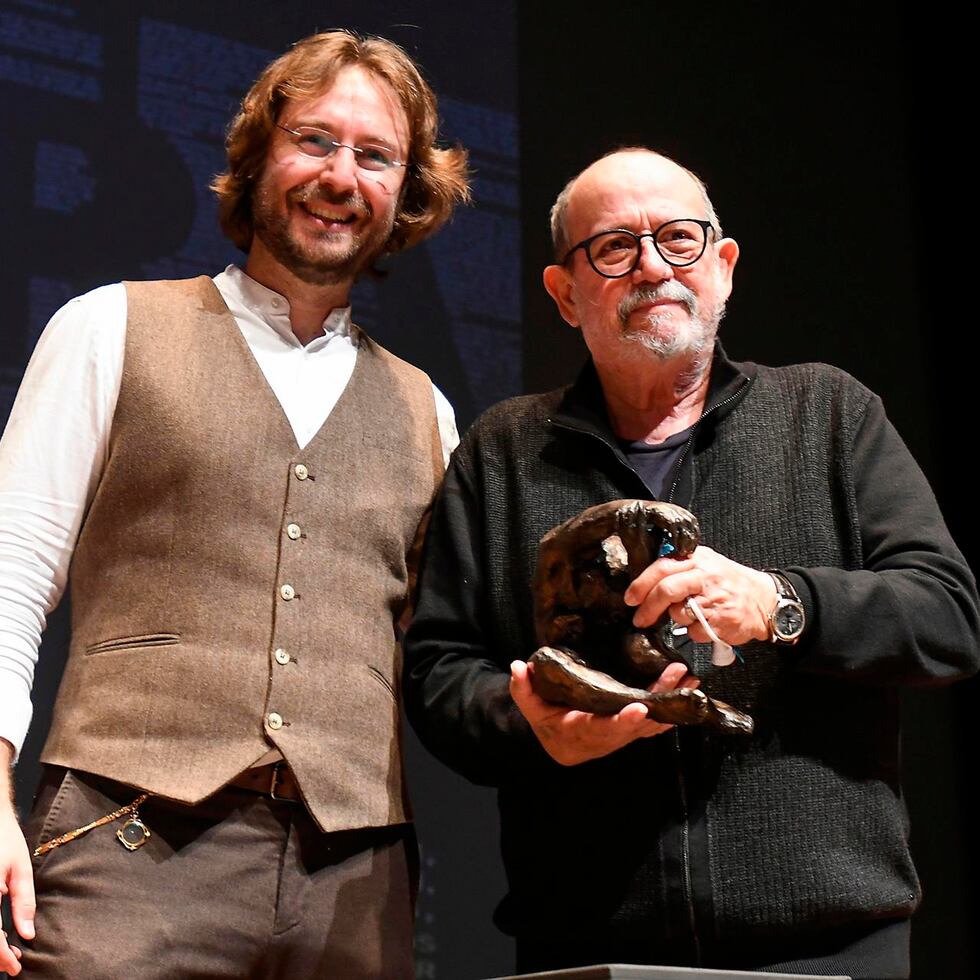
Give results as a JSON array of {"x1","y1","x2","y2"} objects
[
  {"x1": 1, "y1": 1, "x2": 975, "y2": 977},
  {"x1": 519, "y1": 4, "x2": 976, "y2": 980}
]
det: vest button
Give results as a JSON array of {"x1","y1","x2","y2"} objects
[
  {"x1": 267, "y1": 712, "x2": 284, "y2": 731},
  {"x1": 274, "y1": 648, "x2": 290, "y2": 665},
  {"x1": 279, "y1": 584, "x2": 295, "y2": 601},
  {"x1": 293, "y1": 464, "x2": 309, "y2": 480},
  {"x1": 286, "y1": 523, "x2": 302, "y2": 540}
]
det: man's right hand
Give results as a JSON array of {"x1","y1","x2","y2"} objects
[
  {"x1": 509, "y1": 659, "x2": 697, "y2": 766},
  {"x1": 1, "y1": 742, "x2": 34, "y2": 976}
]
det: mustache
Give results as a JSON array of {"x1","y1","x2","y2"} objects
[
  {"x1": 289, "y1": 182, "x2": 370, "y2": 218},
  {"x1": 617, "y1": 282, "x2": 697, "y2": 324}
]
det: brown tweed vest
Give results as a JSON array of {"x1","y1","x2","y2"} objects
[{"x1": 41, "y1": 277, "x2": 443, "y2": 833}]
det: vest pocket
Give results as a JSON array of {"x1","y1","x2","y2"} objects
[
  {"x1": 367, "y1": 664, "x2": 396, "y2": 700},
  {"x1": 84, "y1": 632, "x2": 180, "y2": 655}
]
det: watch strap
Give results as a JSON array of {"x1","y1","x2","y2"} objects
[{"x1": 763, "y1": 568, "x2": 805, "y2": 644}]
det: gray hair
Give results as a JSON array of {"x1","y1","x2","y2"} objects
[{"x1": 549, "y1": 147, "x2": 723, "y2": 262}]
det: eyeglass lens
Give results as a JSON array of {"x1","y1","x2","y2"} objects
[
  {"x1": 587, "y1": 221, "x2": 707, "y2": 274},
  {"x1": 286, "y1": 127, "x2": 399, "y2": 172}
]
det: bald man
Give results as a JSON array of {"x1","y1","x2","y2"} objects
[{"x1": 402, "y1": 148, "x2": 979, "y2": 979}]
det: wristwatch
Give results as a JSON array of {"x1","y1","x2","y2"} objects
[{"x1": 763, "y1": 569, "x2": 805, "y2": 645}]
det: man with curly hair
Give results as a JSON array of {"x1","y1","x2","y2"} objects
[{"x1": 0, "y1": 30, "x2": 468, "y2": 978}]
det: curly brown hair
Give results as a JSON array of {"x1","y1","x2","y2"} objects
[{"x1": 212, "y1": 30, "x2": 470, "y2": 254}]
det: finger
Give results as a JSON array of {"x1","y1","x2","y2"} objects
[
  {"x1": 631, "y1": 570, "x2": 705, "y2": 628},
  {"x1": 615, "y1": 701, "x2": 651, "y2": 723},
  {"x1": 639, "y1": 721, "x2": 674, "y2": 739},
  {"x1": 510, "y1": 659, "x2": 547, "y2": 706},
  {"x1": 0, "y1": 937, "x2": 22, "y2": 976},
  {"x1": 684, "y1": 623, "x2": 711, "y2": 644},
  {"x1": 510, "y1": 660, "x2": 568, "y2": 724},
  {"x1": 509, "y1": 660, "x2": 535, "y2": 713},
  {"x1": 668, "y1": 598, "x2": 697, "y2": 625},
  {"x1": 648, "y1": 661, "x2": 692, "y2": 693},
  {"x1": 612, "y1": 702, "x2": 675, "y2": 741},
  {"x1": 623, "y1": 557, "x2": 697, "y2": 606},
  {"x1": 682, "y1": 599, "x2": 722, "y2": 644},
  {"x1": 9, "y1": 856, "x2": 36, "y2": 941}
]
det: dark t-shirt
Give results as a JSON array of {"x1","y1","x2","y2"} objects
[{"x1": 620, "y1": 425, "x2": 693, "y2": 499}]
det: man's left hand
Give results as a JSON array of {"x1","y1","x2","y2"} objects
[
  {"x1": 509, "y1": 659, "x2": 697, "y2": 766},
  {"x1": 624, "y1": 545, "x2": 776, "y2": 646}
]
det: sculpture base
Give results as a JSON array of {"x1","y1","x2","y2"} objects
[{"x1": 485, "y1": 965, "x2": 849, "y2": 980}]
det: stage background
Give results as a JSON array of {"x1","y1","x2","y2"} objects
[{"x1": 1, "y1": 1, "x2": 973, "y2": 977}]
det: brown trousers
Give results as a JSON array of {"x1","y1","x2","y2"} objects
[{"x1": 22, "y1": 768, "x2": 415, "y2": 979}]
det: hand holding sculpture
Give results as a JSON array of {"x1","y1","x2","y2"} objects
[{"x1": 527, "y1": 500, "x2": 753, "y2": 735}]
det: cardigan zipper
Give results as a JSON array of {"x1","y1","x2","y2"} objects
[
  {"x1": 675, "y1": 727, "x2": 702, "y2": 963},
  {"x1": 665, "y1": 377, "x2": 749, "y2": 960},
  {"x1": 666, "y1": 376, "x2": 751, "y2": 504},
  {"x1": 550, "y1": 368, "x2": 752, "y2": 958}
]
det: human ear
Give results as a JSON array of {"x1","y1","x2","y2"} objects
[
  {"x1": 543, "y1": 264, "x2": 580, "y2": 329},
  {"x1": 714, "y1": 237, "x2": 739, "y2": 298}
]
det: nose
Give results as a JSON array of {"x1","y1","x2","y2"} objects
[
  {"x1": 317, "y1": 144, "x2": 359, "y2": 195},
  {"x1": 633, "y1": 235, "x2": 674, "y2": 283}
]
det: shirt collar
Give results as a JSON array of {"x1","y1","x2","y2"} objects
[{"x1": 214, "y1": 264, "x2": 354, "y2": 345}]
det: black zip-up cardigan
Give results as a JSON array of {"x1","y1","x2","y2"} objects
[{"x1": 404, "y1": 346, "x2": 979, "y2": 957}]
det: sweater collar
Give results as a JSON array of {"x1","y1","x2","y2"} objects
[{"x1": 551, "y1": 342, "x2": 755, "y2": 445}]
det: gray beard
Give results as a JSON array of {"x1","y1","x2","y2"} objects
[{"x1": 617, "y1": 282, "x2": 725, "y2": 361}]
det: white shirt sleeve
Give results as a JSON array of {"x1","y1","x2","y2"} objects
[
  {"x1": 432, "y1": 383, "x2": 459, "y2": 469},
  {"x1": 0, "y1": 284, "x2": 125, "y2": 758}
]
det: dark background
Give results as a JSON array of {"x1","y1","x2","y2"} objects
[
  {"x1": 2, "y1": 1, "x2": 974, "y2": 977},
  {"x1": 519, "y1": 4, "x2": 976, "y2": 980}
]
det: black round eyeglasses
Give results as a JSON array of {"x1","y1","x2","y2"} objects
[{"x1": 563, "y1": 219, "x2": 716, "y2": 278}]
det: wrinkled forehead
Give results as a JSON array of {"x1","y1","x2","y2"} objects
[{"x1": 567, "y1": 152, "x2": 707, "y2": 240}]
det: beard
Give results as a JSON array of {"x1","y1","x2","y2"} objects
[
  {"x1": 616, "y1": 280, "x2": 725, "y2": 361},
  {"x1": 250, "y1": 176, "x2": 397, "y2": 287}
]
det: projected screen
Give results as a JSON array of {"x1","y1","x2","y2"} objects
[{"x1": 0, "y1": 0, "x2": 520, "y2": 426}]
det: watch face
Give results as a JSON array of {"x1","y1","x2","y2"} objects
[
  {"x1": 775, "y1": 603, "x2": 805, "y2": 638},
  {"x1": 116, "y1": 817, "x2": 151, "y2": 851}
]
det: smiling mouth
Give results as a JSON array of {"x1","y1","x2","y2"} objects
[{"x1": 300, "y1": 203, "x2": 358, "y2": 225}]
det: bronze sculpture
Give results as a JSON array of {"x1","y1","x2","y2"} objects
[{"x1": 529, "y1": 499, "x2": 754, "y2": 734}]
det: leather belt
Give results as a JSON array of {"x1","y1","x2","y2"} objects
[{"x1": 227, "y1": 762, "x2": 302, "y2": 802}]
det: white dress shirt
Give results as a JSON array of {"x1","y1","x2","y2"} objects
[{"x1": 0, "y1": 265, "x2": 458, "y2": 757}]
